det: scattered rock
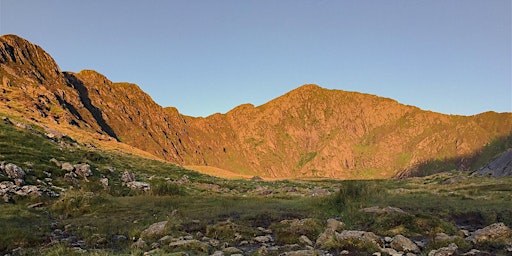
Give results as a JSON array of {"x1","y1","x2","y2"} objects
[
  {"x1": 428, "y1": 243, "x2": 458, "y2": 256},
  {"x1": 140, "y1": 221, "x2": 168, "y2": 239},
  {"x1": 390, "y1": 235, "x2": 420, "y2": 253}
]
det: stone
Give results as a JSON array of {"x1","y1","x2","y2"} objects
[
  {"x1": 16, "y1": 185, "x2": 41, "y2": 197},
  {"x1": 390, "y1": 235, "x2": 420, "y2": 253},
  {"x1": 100, "y1": 178, "x2": 109, "y2": 188},
  {"x1": 380, "y1": 248, "x2": 400, "y2": 256},
  {"x1": 4, "y1": 163, "x2": 25, "y2": 179},
  {"x1": 299, "y1": 235, "x2": 313, "y2": 246},
  {"x1": 336, "y1": 230, "x2": 383, "y2": 248},
  {"x1": 281, "y1": 250, "x2": 318, "y2": 256},
  {"x1": 61, "y1": 162, "x2": 74, "y2": 172},
  {"x1": 469, "y1": 222, "x2": 511, "y2": 243},
  {"x1": 434, "y1": 233, "x2": 459, "y2": 242},
  {"x1": 361, "y1": 206, "x2": 408, "y2": 215},
  {"x1": 131, "y1": 238, "x2": 147, "y2": 249},
  {"x1": 49, "y1": 158, "x2": 61, "y2": 167},
  {"x1": 140, "y1": 221, "x2": 168, "y2": 239},
  {"x1": 428, "y1": 243, "x2": 458, "y2": 256},
  {"x1": 169, "y1": 240, "x2": 209, "y2": 252},
  {"x1": 222, "y1": 247, "x2": 242, "y2": 253},
  {"x1": 254, "y1": 235, "x2": 272, "y2": 243},
  {"x1": 74, "y1": 163, "x2": 92, "y2": 179},
  {"x1": 316, "y1": 228, "x2": 336, "y2": 249},
  {"x1": 326, "y1": 218, "x2": 345, "y2": 231},
  {"x1": 126, "y1": 181, "x2": 151, "y2": 191},
  {"x1": 122, "y1": 171, "x2": 136, "y2": 183}
]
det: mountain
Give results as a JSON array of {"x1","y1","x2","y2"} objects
[{"x1": 1, "y1": 34, "x2": 511, "y2": 179}]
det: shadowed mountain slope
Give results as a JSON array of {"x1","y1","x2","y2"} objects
[{"x1": 1, "y1": 34, "x2": 511, "y2": 179}]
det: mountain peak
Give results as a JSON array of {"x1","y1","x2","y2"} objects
[{"x1": 0, "y1": 34, "x2": 62, "y2": 85}]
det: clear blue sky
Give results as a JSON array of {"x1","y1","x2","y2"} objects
[{"x1": 1, "y1": 0, "x2": 511, "y2": 117}]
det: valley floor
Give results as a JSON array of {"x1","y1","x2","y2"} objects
[{"x1": 1, "y1": 116, "x2": 511, "y2": 255}]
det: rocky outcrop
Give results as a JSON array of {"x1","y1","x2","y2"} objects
[{"x1": 473, "y1": 149, "x2": 512, "y2": 177}]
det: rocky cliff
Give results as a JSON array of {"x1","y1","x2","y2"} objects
[{"x1": 1, "y1": 34, "x2": 511, "y2": 179}]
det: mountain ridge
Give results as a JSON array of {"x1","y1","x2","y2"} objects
[{"x1": 1, "y1": 34, "x2": 511, "y2": 179}]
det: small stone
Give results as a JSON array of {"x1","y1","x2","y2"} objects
[
  {"x1": 131, "y1": 238, "x2": 147, "y2": 249},
  {"x1": 299, "y1": 235, "x2": 313, "y2": 246},
  {"x1": 61, "y1": 162, "x2": 74, "y2": 172}
]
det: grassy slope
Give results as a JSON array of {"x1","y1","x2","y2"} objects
[{"x1": 0, "y1": 115, "x2": 511, "y2": 255}]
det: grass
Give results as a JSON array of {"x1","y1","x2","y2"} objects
[{"x1": 1, "y1": 115, "x2": 512, "y2": 255}]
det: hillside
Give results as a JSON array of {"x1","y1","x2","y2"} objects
[{"x1": 1, "y1": 34, "x2": 511, "y2": 179}]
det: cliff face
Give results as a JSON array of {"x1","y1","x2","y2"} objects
[{"x1": 1, "y1": 34, "x2": 511, "y2": 179}]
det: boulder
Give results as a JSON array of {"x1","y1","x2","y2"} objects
[
  {"x1": 74, "y1": 163, "x2": 92, "y2": 179},
  {"x1": 326, "y1": 218, "x2": 345, "y2": 231},
  {"x1": 336, "y1": 230, "x2": 383, "y2": 248},
  {"x1": 4, "y1": 163, "x2": 25, "y2": 179},
  {"x1": 428, "y1": 243, "x2": 458, "y2": 256},
  {"x1": 140, "y1": 221, "x2": 168, "y2": 239},
  {"x1": 469, "y1": 222, "x2": 511, "y2": 243},
  {"x1": 390, "y1": 235, "x2": 420, "y2": 253},
  {"x1": 126, "y1": 181, "x2": 151, "y2": 191},
  {"x1": 121, "y1": 171, "x2": 136, "y2": 183},
  {"x1": 131, "y1": 238, "x2": 147, "y2": 249},
  {"x1": 299, "y1": 235, "x2": 313, "y2": 246},
  {"x1": 61, "y1": 162, "x2": 74, "y2": 172}
]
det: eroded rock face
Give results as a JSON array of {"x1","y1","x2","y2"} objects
[{"x1": 473, "y1": 149, "x2": 512, "y2": 177}]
